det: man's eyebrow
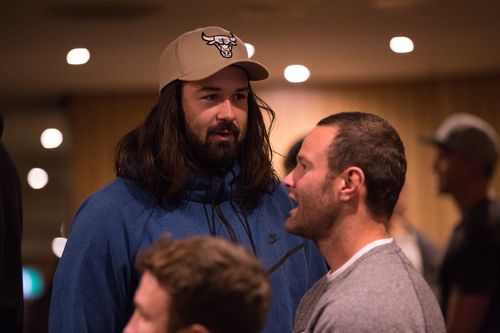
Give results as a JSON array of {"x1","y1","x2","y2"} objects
[{"x1": 196, "y1": 86, "x2": 250, "y2": 93}]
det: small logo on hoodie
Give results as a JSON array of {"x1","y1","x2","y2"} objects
[{"x1": 267, "y1": 233, "x2": 279, "y2": 245}]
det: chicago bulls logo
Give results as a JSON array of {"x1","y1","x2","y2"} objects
[{"x1": 201, "y1": 32, "x2": 237, "y2": 58}]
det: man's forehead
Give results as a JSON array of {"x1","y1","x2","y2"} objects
[
  {"x1": 183, "y1": 66, "x2": 249, "y2": 89},
  {"x1": 303, "y1": 126, "x2": 337, "y2": 149},
  {"x1": 300, "y1": 125, "x2": 338, "y2": 160}
]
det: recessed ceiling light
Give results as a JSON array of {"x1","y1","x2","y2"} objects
[
  {"x1": 52, "y1": 237, "x2": 67, "y2": 258},
  {"x1": 390, "y1": 36, "x2": 414, "y2": 53},
  {"x1": 41, "y1": 128, "x2": 63, "y2": 149},
  {"x1": 27, "y1": 168, "x2": 49, "y2": 190},
  {"x1": 66, "y1": 48, "x2": 90, "y2": 65},
  {"x1": 244, "y1": 43, "x2": 255, "y2": 58},
  {"x1": 284, "y1": 64, "x2": 310, "y2": 83}
]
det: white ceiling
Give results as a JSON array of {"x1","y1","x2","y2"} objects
[{"x1": 2, "y1": 0, "x2": 500, "y2": 101}]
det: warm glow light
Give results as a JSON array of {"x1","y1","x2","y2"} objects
[
  {"x1": 66, "y1": 48, "x2": 90, "y2": 65},
  {"x1": 27, "y1": 168, "x2": 49, "y2": 189},
  {"x1": 52, "y1": 237, "x2": 68, "y2": 258},
  {"x1": 390, "y1": 36, "x2": 414, "y2": 53},
  {"x1": 284, "y1": 64, "x2": 310, "y2": 83},
  {"x1": 244, "y1": 43, "x2": 255, "y2": 58},
  {"x1": 41, "y1": 128, "x2": 63, "y2": 149}
]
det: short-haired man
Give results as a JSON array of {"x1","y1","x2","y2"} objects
[
  {"x1": 423, "y1": 113, "x2": 500, "y2": 333},
  {"x1": 123, "y1": 236, "x2": 271, "y2": 333},
  {"x1": 285, "y1": 112, "x2": 445, "y2": 332},
  {"x1": 49, "y1": 26, "x2": 326, "y2": 333}
]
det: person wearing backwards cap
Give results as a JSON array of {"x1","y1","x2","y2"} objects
[
  {"x1": 422, "y1": 113, "x2": 500, "y2": 333},
  {"x1": 49, "y1": 26, "x2": 326, "y2": 333}
]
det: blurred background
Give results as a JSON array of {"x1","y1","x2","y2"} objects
[{"x1": 1, "y1": 0, "x2": 499, "y2": 331}]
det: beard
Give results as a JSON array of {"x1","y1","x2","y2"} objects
[
  {"x1": 186, "y1": 121, "x2": 243, "y2": 171},
  {"x1": 285, "y1": 178, "x2": 340, "y2": 242}
]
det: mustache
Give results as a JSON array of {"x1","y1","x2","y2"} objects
[{"x1": 207, "y1": 121, "x2": 240, "y2": 137}]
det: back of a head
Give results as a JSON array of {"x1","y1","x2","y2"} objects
[
  {"x1": 137, "y1": 236, "x2": 271, "y2": 333},
  {"x1": 317, "y1": 112, "x2": 407, "y2": 221},
  {"x1": 424, "y1": 113, "x2": 499, "y2": 178}
]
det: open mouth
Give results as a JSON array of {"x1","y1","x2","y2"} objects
[
  {"x1": 213, "y1": 130, "x2": 235, "y2": 141},
  {"x1": 208, "y1": 122, "x2": 239, "y2": 141}
]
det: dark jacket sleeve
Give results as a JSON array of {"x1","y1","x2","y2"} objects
[
  {"x1": 0, "y1": 140, "x2": 24, "y2": 333},
  {"x1": 49, "y1": 193, "x2": 138, "y2": 333}
]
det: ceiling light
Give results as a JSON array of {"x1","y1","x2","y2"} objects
[
  {"x1": 41, "y1": 128, "x2": 63, "y2": 149},
  {"x1": 390, "y1": 36, "x2": 414, "y2": 53},
  {"x1": 27, "y1": 168, "x2": 49, "y2": 189},
  {"x1": 245, "y1": 43, "x2": 255, "y2": 58},
  {"x1": 66, "y1": 48, "x2": 90, "y2": 65},
  {"x1": 284, "y1": 64, "x2": 310, "y2": 83},
  {"x1": 52, "y1": 237, "x2": 67, "y2": 258}
]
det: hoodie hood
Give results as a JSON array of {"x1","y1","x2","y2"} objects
[{"x1": 186, "y1": 164, "x2": 240, "y2": 204}]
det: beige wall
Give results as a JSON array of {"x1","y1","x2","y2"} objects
[{"x1": 68, "y1": 75, "x2": 500, "y2": 248}]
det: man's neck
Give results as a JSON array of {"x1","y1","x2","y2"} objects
[
  {"x1": 452, "y1": 180, "x2": 489, "y2": 215},
  {"x1": 317, "y1": 215, "x2": 390, "y2": 272}
]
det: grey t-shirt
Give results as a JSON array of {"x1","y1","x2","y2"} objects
[{"x1": 294, "y1": 241, "x2": 445, "y2": 333}]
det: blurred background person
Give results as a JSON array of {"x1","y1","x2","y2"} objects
[
  {"x1": 0, "y1": 112, "x2": 23, "y2": 333},
  {"x1": 422, "y1": 112, "x2": 500, "y2": 333},
  {"x1": 283, "y1": 136, "x2": 305, "y2": 175},
  {"x1": 124, "y1": 236, "x2": 271, "y2": 333},
  {"x1": 388, "y1": 188, "x2": 441, "y2": 295}
]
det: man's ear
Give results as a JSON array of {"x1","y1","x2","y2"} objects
[
  {"x1": 338, "y1": 166, "x2": 364, "y2": 201},
  {"x1": 178, "y1": 324, "x2": 210, "y2": 333}
]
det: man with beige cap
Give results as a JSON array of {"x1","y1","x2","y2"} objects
[
  {"x1": 423, "y1": 113, "x2": 500, "y2": 333},
  {"x1": 49, "y1": 26, "x2": 326, "y2": 333}
]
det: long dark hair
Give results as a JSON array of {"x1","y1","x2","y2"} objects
[{"x1": 115, "y1": 80, "x2": 278, "y2": 209}]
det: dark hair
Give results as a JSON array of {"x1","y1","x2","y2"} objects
[
  {"x1": 115, "y1": 79, "x2": 278, "y2": 209},
  {"x1": 318, "y1": 112, "x2": 406, "y2": 220},
  {"x1": 284, "y1": 137, "x2": 304, "y2": 174},
  {"x1": 137, "y1": 236, "x2": 271, "y2": 333}
]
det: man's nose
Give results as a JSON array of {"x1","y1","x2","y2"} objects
[
  {"x1": 283, "y1": 170, "x2": 294, "y2": 188},
  {"x1": 216, "y1": 99, "x2": 236, "y2": 121}
]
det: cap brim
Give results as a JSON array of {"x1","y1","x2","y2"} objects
[
  {"x1": 419, "y1": 134, "x2": 447, "y2": 149},
  {"x1": 180, "y1": 59, "x2": 269, "y2": 82}
]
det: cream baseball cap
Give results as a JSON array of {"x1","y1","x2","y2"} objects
[{"x1": 159, "y1": 26, "x2": 269, "y2": 92}]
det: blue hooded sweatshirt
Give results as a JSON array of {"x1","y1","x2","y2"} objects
[{"x1": 49, "y1": 166, "x2": 326, "y2": 333}]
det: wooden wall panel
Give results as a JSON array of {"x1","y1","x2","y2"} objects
[
  {"x1": 68, "y1": 76, "x2": 500, "y2": 247},
  {"x1": 68, "y1": 95, "x2": 156, "y2": 214}
]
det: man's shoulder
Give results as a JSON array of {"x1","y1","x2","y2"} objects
[
  {"x1": 73, "y1": 177, "x2": 157, "y2": 228},
  {"x1": 334, "y1": 243, "x2": 432, "y2": 299},
  {"x1": 84, "y1": 177, "x2": 154, "y2": 208}
]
